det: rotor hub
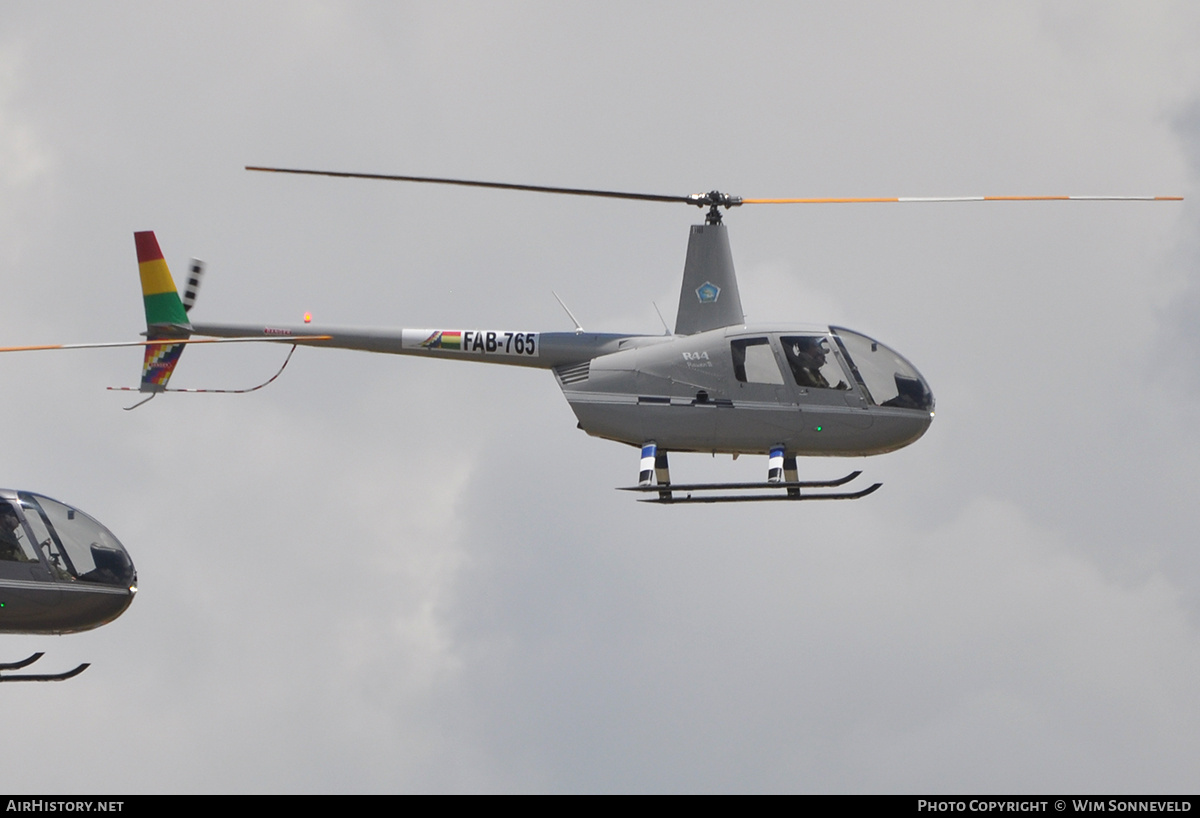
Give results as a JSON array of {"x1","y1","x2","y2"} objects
[{"x1": 687, "y1": 191, "x2": 744, "y2": 224}]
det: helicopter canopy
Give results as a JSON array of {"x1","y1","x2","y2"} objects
[
  {"x1": 831, "y1": 327, "x2": 934, "y2": 412},
  {"x1": 0, "y1": 492, "x2": 135, "y2": 589}
]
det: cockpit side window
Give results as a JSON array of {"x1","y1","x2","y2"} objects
[
  {"x1": 0, "y1": 501, "x2": 38, "y2": 565},
  {"x1": 730, "y1": 338, "x2": 784, "y2": 385},
  {"x1": 19, "y1": 497, "x2": 74, "y2": 579},
  {"x1": 780, "y1": 336, "x2": 850, "y2": 390}
]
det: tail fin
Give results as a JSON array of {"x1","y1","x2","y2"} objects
[
  {"x1": 134, "y1": 231, "x2": 190, "y2": 392},
  {"x1": 674, "y1": 222, "x2": 744, "y2": 335}
]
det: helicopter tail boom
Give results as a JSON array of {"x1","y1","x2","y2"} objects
[{"x1": 186, "y1": 322, "x2": 645, "y2": 369}]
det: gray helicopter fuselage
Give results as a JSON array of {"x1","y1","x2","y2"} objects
[
  {"x1": 188, "y1": 320, "x2": 934, "y2": 457},
  {"x1": 559, "y1": 323, "x2": 933, "y2": 455}
]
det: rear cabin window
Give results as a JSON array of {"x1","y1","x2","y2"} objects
[{"x1": 730, "y1": 338, "x2": 784, "y2": 385}]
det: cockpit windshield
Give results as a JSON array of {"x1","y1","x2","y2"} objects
[
  {"x1": 17, "y1": 493, "x2": 135, "y2": 588},
  {"x1": 831, "y1": 327, "x2": 934, "y2": 412}
]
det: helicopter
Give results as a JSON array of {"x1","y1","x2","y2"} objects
[
  {"x1": 0, "y1": 489, "x2": 136, "y2": 681},
  {"x1": 5, "y1": 172, "x2": 1178, "y2": 503},
  {"x1": 112, "y1": 169, "x2": 1182, "y2": 503},
  {"x1": 94, "y1": 169, "x2": 1176, "y2": 503}
]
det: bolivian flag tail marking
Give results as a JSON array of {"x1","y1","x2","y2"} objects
[
  {"x1": 419, "y1": 330, "x2": 462, "y2": 350},
  {"x1": 135, "y1": 231, "x2": 189, "y2": 327}
]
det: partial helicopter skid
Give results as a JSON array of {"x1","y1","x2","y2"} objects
[
  {"x1": 619, "y1": 471, "x2": 881, "y2": 503},
  {"x1": 0, "y1": 652, "x2": 90, "y2": 683}
]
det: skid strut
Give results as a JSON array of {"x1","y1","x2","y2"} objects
[
  {"x1": 768, "y1": 446, "x2": 785, "y2": 483},
  {"x1": 638, "y1": 443, "x2": 674, "y2": 502},
  {"x1": 0, "y1": 653, "x2": 89, "y2": 683},
  {"x1": 784, "y1": 454, "x2": 800, "y2": 499},
  {"x1": 638, "y1": 444, "x2": 656, "y2": 486}
]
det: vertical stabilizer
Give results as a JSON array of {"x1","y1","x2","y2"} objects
[
  {"x1": 133, "y1": 231, "x2": 190, "y2": 392},
  {"x1": 135, "y1": 232, "x2": 189, "y2": 328},
  {"x1": 674, "y1": 223, "x2": 744, "y2": 335}
]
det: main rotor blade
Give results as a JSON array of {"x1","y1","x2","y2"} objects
[
  {"x1": 246, "y1": 167, "x2": 1183, "y2": 210},
  {"x1": 245, "y1": 166, "x2": 691, "y2": 204},
  {"x1": 742, "y1": 195, "x2": 1183, "y2": 203},
  {"x1": 0, "y1": 335, "x2": 332, "y2": 353}
]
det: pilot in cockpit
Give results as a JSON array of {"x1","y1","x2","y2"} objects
[
  {"x1": 0, "y1": 503, "x2": 32, "y2": 563},
  {"x1": 785, "y1": 337, "x2": 847, "y2": 391}
]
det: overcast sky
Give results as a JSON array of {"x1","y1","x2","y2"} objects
[{"x1": 2, "y1": 1, "x2": 1199, "y2": 794}]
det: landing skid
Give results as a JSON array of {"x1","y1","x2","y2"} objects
[
  {"x1": 620, "y1": 470, "x2": 882, "y2": 504},
  {"x1": 0, "y1": 653, "x2": 89, "y2": 683}
]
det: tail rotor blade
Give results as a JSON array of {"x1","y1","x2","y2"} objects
[{"x1": 182, "y1": 259, "x2": 205, "y2": 314}]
